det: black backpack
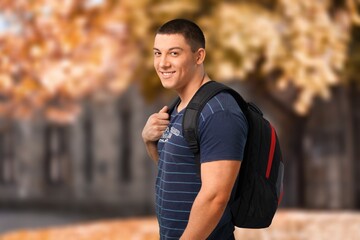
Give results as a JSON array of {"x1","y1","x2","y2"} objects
[{"x1": 168, "y1": 81, "x2": 284, "y2": 228}]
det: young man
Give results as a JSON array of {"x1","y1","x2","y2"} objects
[{"x1": 142, "y1": 19, "x2": 248, "y2": 240}]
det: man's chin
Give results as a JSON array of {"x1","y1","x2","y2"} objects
[{"x1": 160, "y1": 80, "x2": 174, "y2": 90}]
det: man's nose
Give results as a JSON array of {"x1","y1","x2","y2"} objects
[{"x1": 159, "y1": 55, "x2": 170, "y2": 68}]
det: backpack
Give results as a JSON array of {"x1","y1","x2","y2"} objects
[{"x1": 168, "y1": 81, "x2": 284, "y2": 228}]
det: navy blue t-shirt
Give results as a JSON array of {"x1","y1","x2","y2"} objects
[{"x1": 156, "y1": 91, "x2": 248, "y2": 239}]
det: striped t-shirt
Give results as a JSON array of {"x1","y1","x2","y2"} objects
[{"x1": 156, "y1": 91, "x2": 248, "y2": 240}]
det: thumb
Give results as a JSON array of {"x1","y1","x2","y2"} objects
[{"x1": 159, "y1": 106, "x2": 168, "y2": 113}]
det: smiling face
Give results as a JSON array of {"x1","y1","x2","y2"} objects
[{"x1": 153, "y1": 34, "x2": 202, "y2": 92}]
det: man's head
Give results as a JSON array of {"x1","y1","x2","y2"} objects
[
  {"x1": 156, "y1": 19, "x2": 205, "y2": 53},
  {"x1": 153, "y1": 19, "x2": 206, "y2": 91}
]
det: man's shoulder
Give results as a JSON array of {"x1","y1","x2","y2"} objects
[{"x1": 199, "y1": 91, "x2": 242, "y2": 120}]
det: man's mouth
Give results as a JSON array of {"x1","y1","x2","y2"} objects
[{"x1": 160, "y1": 71, "x2": 176, "y2": 77}]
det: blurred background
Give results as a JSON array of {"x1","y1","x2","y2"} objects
[{"x1": 0, "y1": 0, "x2": 360, "y2": 238}]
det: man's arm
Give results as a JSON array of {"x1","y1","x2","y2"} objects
[
  {"x1": 142, "y1": 106, "x2": 169, "y2": 164},
  {"x1": 180, "y1": 160, "x2": 241, "y2": 240},
  {"x1": 143, "y1": 141, "x2": 160, "y2": 163}
]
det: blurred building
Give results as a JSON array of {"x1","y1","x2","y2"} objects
[
  {"x1": 0, "y1": 86, "x2": 158, "y2": 217},
  {"x1": 0, "y1": 79, "x2": 360, "y2": 217}
]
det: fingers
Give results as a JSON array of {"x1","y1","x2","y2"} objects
[
  {"x1": 142, "y1": 123, "x2": 168, "y2": 142},
  {"x1": 158, "y1": 106, "x2": 169, "y2": 120},
  {"x1": 142, "y1": 107, "x2": 170, "y2": 142},
  {"x1": 156, "y1": 119, "x2": 170, "y2": 126},
  {"x1": 156, "y1": 125, "x2": 168, "y2": 132},
  {"x1": 159, "y1": 106, "x2": 168, "y2": 113}
]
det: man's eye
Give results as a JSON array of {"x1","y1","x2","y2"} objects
[
  {"x1": 154, "y1": 52, "x2": 161, "y2": 56},
  {"x1": 170, "y1": 52, "x2": 178, "y2": 56}
]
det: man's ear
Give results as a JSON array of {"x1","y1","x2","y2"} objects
[{"x1": 196, "y1": 48, "x2": 206, "y2": 65}]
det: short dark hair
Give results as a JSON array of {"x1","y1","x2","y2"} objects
[{"x1": 156, "y1": 19, "x2": 205, "y2": 52}]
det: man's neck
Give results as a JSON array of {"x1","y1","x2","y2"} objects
[{"x1": 176, "y1": 73, "x2": 210, "y2": 112}]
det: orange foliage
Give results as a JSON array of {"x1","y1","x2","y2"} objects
[{"x1": 0, "y1": 0, "x2": 359, "y2": 122}]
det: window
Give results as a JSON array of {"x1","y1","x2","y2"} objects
[
  {"x1": 44, "y1": 124, "x2": 70, "y2": 185},
  {"x1": 0, "y1": 126, "x2": 15, "y2": 184},
  {"x1": 118, "y1": 96, "x2": 132, "y2": 182}
]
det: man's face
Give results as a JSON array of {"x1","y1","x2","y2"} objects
[{"x1": 153, "y1": 34, "x2": 199, "y2": 91}]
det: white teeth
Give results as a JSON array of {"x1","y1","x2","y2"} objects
[{"x1": 162, "y1": 71, "x2": 175, "y2": 76}]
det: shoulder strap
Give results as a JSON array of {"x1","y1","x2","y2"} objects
[
  {"x1": 183, "y1": 81, "x2": 248, "y2": 157},
  {"x1": 167, "y1": 96, "x2": 181, "y2": 116},
  {"x1": 167, "y1": 81, "x2": 248, "y2": 176}
]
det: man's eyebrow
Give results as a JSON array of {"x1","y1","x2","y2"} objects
[
  {"x1": 169, "y1": 47, "x2": 183, "y2": 51},
  {"x1": 153, "y1": 47, "x2": 184, "y2": 51}
]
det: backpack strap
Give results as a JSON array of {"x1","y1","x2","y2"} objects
[
  {"x1": 167, "y1": 96, "x2": 181, "y2": 116},
  {"x1": 183, "y1": 81, "x2": 248, "y2": 159},
  {"x1": 183, "y1": 81, "x2": 222, "y2": 155},
  {"x1": 167, "y1": 81, "x2": 249, "y2": 175}
]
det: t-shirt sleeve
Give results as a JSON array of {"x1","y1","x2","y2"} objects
[{"x1": 199, "y1": 110, "x2": 248, "y2": 163}]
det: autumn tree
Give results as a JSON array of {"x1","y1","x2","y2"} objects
[{"x1": 1, "y1": 0, "x2": 360, "y2": 206}]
